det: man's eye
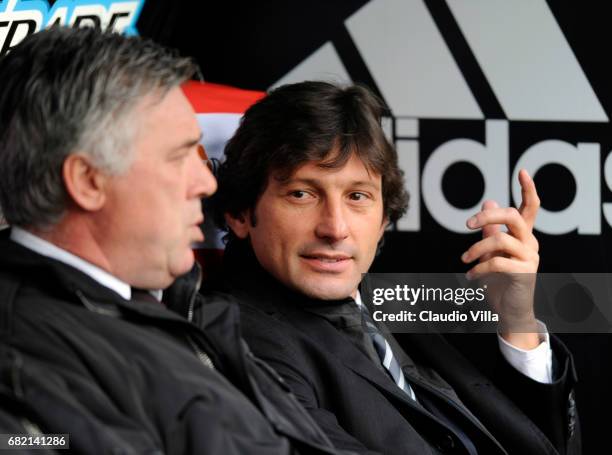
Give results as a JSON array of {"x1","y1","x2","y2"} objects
[
  {"x1": 287, "y1": 190, "x2": 316, "y2": 203},
  {"x1": 169, "y1": 151, "x2": 189, "y2": 162},
  {"x1": 349, "y1": 192, "x2": 368, "y2": 201},
  {"x1": 290, "y1": 190, "x2": 308, "y2": 199}
]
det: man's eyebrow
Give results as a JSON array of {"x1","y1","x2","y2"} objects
[
  {"x1": 277, "y1": 177, "x2": 381, "y2": 190},
  {"x1": 173, "y1": 133, "x2": 203, "y2": 151},
  {"x1": 350, "y1": 180, "x2": 381, "y2": 191},
  {"x1": 277, "y1": 177, "x2": 321, "y2": 187}
]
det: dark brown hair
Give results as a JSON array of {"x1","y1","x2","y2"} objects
[{"x1": 212, "y1": 81, "x2": 409, "y2": 237}]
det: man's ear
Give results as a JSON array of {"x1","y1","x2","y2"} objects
[
  {"x1": 62, "y1": 154, "x2": 107, "y2": 211},
  {"x1": 379, "y1": 216, "x2": 390, "y2": 238},
  {"x1": 225, "y1": 211, "x2": 251, "y2": 239}
]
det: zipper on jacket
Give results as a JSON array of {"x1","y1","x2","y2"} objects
[
  {"x1": 187, "y1": 265, "x2": 203, "y2": 323},
  {"x1": 183, "y1": 266, "x2": 215, "y2": 369},
  {"x1": 186, "y1": 335, "x2": 215, "y2": 370}
]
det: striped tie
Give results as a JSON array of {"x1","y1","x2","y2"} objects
[{"x1": 358, "y1": 301, "x2": 417, "y2": 402}]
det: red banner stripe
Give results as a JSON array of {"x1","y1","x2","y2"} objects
[{"x1": 182, "y1": 81, "x2": 265, "y2": 113}]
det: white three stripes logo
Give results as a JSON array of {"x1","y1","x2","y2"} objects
[{"x1": 274, "y1": 0, "x2": 608, "y2": 123}]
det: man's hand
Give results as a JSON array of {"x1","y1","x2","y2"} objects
[{"x1": 461, "y1": 169, "x2": 541, "y2": 349}]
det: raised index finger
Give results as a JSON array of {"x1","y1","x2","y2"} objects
[{"x1": 517, "y1": 169, "x2": 540, "y2": 230}]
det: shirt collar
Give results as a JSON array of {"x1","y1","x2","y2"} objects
[
  {"x1": 11, "y1": 227, "x2": 135, "y2": 300},
  {"x1": 354, "y1": 290, "x2": 363, "y2": 308}
]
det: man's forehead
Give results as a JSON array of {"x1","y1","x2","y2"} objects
[
  {"x1": 133, "y1": 88, "x2": 201, "y2": 143},
  {"x1": 272, "y1": 155, "x2": 381, "y2": 185}
]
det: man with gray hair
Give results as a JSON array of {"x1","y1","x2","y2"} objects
[{"x1": 0, "y1": 26, "x2": 343, "y2": 454}]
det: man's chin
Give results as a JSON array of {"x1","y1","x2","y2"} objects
[
  {"x1": 294, "y1": 278, "x2": 358, "y2": 301},
  {"x1": 171, "y1": 251, "x2": 196, "y2": 278}
]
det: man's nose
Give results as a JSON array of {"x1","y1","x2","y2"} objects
[
  {"x1": 190, "y1": 150, "x2": 218, "y2": 199},
  {"x1": 314, "y1": 198, "x2": 349, "y2": 243}
]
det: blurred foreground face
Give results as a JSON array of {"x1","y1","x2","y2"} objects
[
  {"x1": 100, "y1": 87, "x2": 217, "y2": 288},
  {"x1": 240, "y1": 153, "x2": 386, "y2": 300}
]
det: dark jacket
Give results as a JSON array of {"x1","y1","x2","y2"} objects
[
  {"x1": 0, "y1": 230, "x2": 342, "y2": 454},
  {"x1": 217, "y1": 240, "x2": 580, "y2": 455}
]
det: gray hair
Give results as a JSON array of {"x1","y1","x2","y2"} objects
[{"x1": 0, "y1": 26, "x2": 197, "y2": 229}]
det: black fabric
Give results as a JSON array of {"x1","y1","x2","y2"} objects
[
  {"x1": 300, "y1": 299, "x2": 383, "y2": 372},
  {"x1": 0, "y1": 230, "x2": 344, "y2": 455},
  {"x1": 131, "y1": 287, "x2": 162, "y2": 305},
  {"x1": 214, "y1": 239, "x2": 581, "y2": 455}
]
